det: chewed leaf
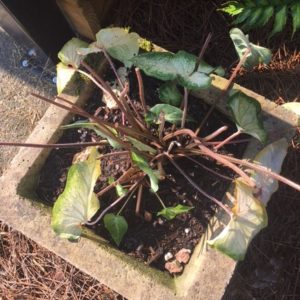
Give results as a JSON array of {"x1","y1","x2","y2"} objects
[
  {"x1": 61, "y1": 121, "x2": 121, "y2": 149},
  {"x1": 158, "y1": 82, "x2": 182, "y2": 107},
  {"x1": 252, "y1": 138, "x2": 288, "y2": 205},
  {"x1": 146, "y1": 104, "x2": 192, "y2": 125},
  {"x1": 56, "y1": 63, "x2": 75, "y2": 94},
  {"x1": 104, "y1": 213, "x2": 128, "y2": 246},
  {"x1": 132, "y1": 50, "x2": 218, "y2": 90},
  {"x1": 228, "y1": 91, "x2": 267, "y2": 143},
  {"x1": 208, "y1": 178, "x2": 268, "y2": 261},
  {"x1": 157, "y1": 204, "x2": 193, "y2": 220},
  {"x1": 126, "y1": 136, "x2": 157, "y2": 154},
  {"x1": 131, "y1": 152, "x2": 158, "y2": 192},
  {"x1": 96, "y1": 27, "x2": 140, "y2": 67},
  {"x1": 58, "y1": 38, "x2": 88, "y2": 68},
  {"x1": 51, "y1": 147, "x2": 100, "y2": 241},
  {"x1": 230, "y1": 28, "x2": 272, "y2": 69}
]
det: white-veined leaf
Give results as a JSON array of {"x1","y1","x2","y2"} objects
[
  {"x1": 95, "y1": 28, "x2": 140, "y2": 67},
  {"x1": 230, "y1": 28, "x2": 272, "y2": 69},
  {"x1": 51, "y1": 147, "x2": 100, "y2": 241},
  {"x1": 58, "y1": 38, "x2": 88, "y2": 68},
  {"x1": 228, "y1": 91, "x2": 267, "y2": 143},
  {"x1": 208, "y1": 178, "x2": 268, "y2": 261},
  {"x1": 251, "y1": 138, "x2": 288, "y2": 205},
  {"x1": 56, "y1": 63, "x2": 75, "y2": 94}
]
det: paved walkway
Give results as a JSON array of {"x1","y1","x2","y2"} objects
[{"x1": 0, "y1": 26, "x2": 55, "y2": 175}]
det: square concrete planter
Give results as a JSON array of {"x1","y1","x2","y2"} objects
[{"x1": 0, "y1": 62, "x2": 298, "y2": 299}]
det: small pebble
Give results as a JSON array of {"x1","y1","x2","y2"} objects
[
  {"x1": 175, "y1": 248, "x2": 191, "y2": 264},
  {"x1": 157, "y1": 218, "x2": 164, "y2": 225},
  {"x1": 164, "y1": 252, "x2": 173, "y2": 261},
  {"x1": 184, "y1": 228, "x2": 191, "y2": 234},
  {"x1": 165, "y1": 260, "x2": 183, "y2": 274}
]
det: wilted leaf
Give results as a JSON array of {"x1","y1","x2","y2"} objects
[
  {"x1": 61, "y1": 121, "x2": 121, "y2": 149},
  {"x1": 58, "y1": 38, "x2": 88, "y2": 68},
  {"x1": 158, "y1": 82, "x2": 182, "y2": 106},
  {"x1": 208, "y1": 178, "x2": 268, "y2": 261},
  {"x1": 131, "y1": 152, "x2": 158, "y2": 192},
  {"x1": 56, "y1": 63, "x2": 75, "y2": 94},
  {"x1": 228, "y1": 91, "x2": 267, "y2": 143},
  {"x1": 145, "y1": 104, "x2": 190, "y2": 125},
  {"x1": 51, "y1": 147, "x2": 100, "y2": 240},
  {"x1": 104, "y1": 213, "x2": 128, "y2": 246},
  {"x1": 95, "y1": 27, "x2": 140, "y2": 68},
  {"x1": 251, "y1": 138, "x2": 288, "y2": 205},
  {"x1": 157, "y1": 204, "x2": 193, "y2": 220},
  {"x1": 230, "y1": 28, "x2": 272, "y2": 69}
]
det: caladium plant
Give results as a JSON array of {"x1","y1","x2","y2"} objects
[{"x1": 1, "y1": 27, "x2": 300, "y2": 263}]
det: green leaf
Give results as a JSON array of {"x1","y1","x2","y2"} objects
[
  {"x1": 158, "y1": 82, "x2": 182, "y2": 106},
  {"x1": 145, "y1": 104, "x2": 190, "y2": 125},
  {"x1": 228, "y1": 91, "x2": 267, "y2": 143},
  {"x1": 108, "y1": 177, "x2": 128, "y2": 197},
  {"x1": 61, "y1": 121, "x2": 121, "y2": 149},
  {"x1": 291, "y1": 2, "x2": 300, "y2": 36},
  {"x1": 104, "y1": 213, "x2": 128, "y2": 246},
  {"x1": 51, "y1": 147, "x2": 100, "y2": 241},
  {"x1": 95, "y1": 27, "x2": 140, "y2": 68},
  {"x1": 230, "y1": 28, "x2": 272, "y2": 69},
  {"x1": 242, "y1": 7, "x2": 263, "y2": 31},
  {"x1": 157, "y1": 204, "x2": 193, "y2": 220},
  {"x1": 126, "y1": 136, "x2": 157, "y2": 154},
  {"x1": 132, "y1": 50, "x2": 216, "y2": 90},
  {"x1": 219, "y1": 2, "x2": 244, "y2": 16},
  {"x1": 208, "y1": 178, "x2": 268, "y2": 261},
  {"x1": 251, "y1": 138, "x2": 288, "y2": 205},
  {"x1": 269, "y1": 5, "x2": 287, "y2": 37},
  {"x1": 131, "y1": 52, "x2": 177, "y2": 81},
  {"x1": 131, "y1": 152, "x2": 159, "y2": 192},
  {"x1": 58, "y1": 38, "x2": 88, "y2": 68},
  {"x1": 56, "y1": 62, "x2": 75, "y2": 94}
]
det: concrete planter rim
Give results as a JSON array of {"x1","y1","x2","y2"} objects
[{"x1": 0, "y1": 70, "x2": 298, "y2": 300}]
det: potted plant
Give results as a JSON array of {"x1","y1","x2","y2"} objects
[{"x1": 0, "y1": 27, "x2": 299, "y2": 300}]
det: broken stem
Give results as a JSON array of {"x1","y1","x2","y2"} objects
[
  {"x1": 181, "y1": 88, "x2": 189, "y2": 128},
  {"x1": 135, "y1": 68, "x2": 147, "y2": 114}
]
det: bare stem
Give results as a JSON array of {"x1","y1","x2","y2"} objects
[
  {"x1": 135, "y1": 68, "x2": 147, "y2": 114},
  {"x1": 135, "y1": 184, "x2": 143, "y2": 216},
  {"x1": 195, "y1": 32, "x2": 212, "y2": 71},
  {"x1": 165, "y1": 153, "x2": 232, "y2": 216},
  {"x1": 158, "y1": 112, "x2": 166, "y2": 142},
  {"x1": 181, "y1": 88, "x2": 189, "y2": 128},
  {"x1": 87, "y1": 178, "x2": 144, "y2": 226},
  {"x1": 214, "y1": 130, "x2": 242, "y2": 151},
  {"x1": 184, "y1": 156, "x2": 233, "y2": 181},
  {"x1": 218, "y1": 153, "x2": 300, "y2": 192},
  {"x1": 201, "y1": 126, "x2": 229, "y2": 142},
  {"x1": 195, "y1": 48, "x2": 251, "y2": 136},
  {"x1": 0, "y1": 141, "x2": 106, "y2": 149}
]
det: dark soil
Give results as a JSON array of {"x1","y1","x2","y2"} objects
[{"x1": 36, "y1": 69, "x2": 246, "y2": 274}]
